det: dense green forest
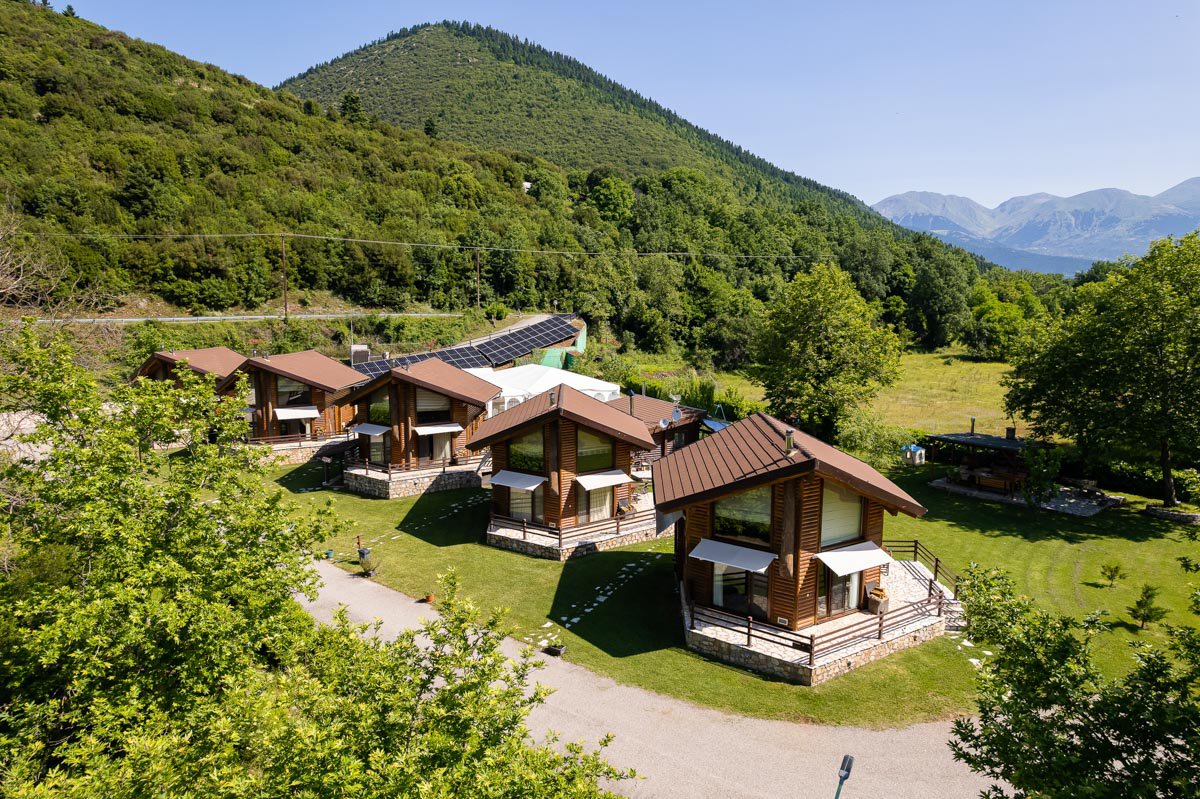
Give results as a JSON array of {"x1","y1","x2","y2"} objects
[{"x1": 1, "y1": 3, "x2": 1069, "y2": 365}]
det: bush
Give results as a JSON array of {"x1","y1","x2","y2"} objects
[
  {"x1": 1099, "y1": 460, "x2": 1200, "y2": 502},
  {"x1": 836, "y1": 408, "x2": 922, "y2": 469}
]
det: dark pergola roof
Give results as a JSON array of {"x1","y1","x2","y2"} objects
[{"x1": 926, "y1": 432, "x2": 1050, "y2": 452}]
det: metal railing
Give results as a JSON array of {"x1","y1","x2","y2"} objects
[
  {"x1": 249, "y1": 430, "x2": 353, "y2": 446},
  {"x1": 882, "y1": 538, "x2": 962, "y2": 598},
  {"x1": 488, "y1": 507, "x2": 656, "y2": 547},
  {"x1": 346, "y1": 453, "x2": 483, "y2": 477},
  {"x1": 683, "y1": 582, "x2": 944, "y2": 666}
]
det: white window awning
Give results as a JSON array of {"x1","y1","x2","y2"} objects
[
  {"x1": 353, "y1": 423, "x2": 391, "y2": 437},
  {"x1": 657, "y1": 509, "x2": 683, "y2": 533},
  {"x1": 275, "y1": 405, "x2": 319, "y2": 421},
  {"x1": 490, "y1": 469, "x2": 547, "y2": 492},
  {"x1": 575, "y1": 469, "x2": 633, "y2": 491},
  {"x1": 688, "y1": 538, "x2": 776, "y2": 574},
  {"x1": 413, "y1": 423, "x2": 463, "y2": 436},
  {"x1": 813, "y1": 540, "x2": 894, "y2": 577}
]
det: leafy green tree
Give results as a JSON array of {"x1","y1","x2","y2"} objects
[
  {"x1": 587, "y1": 175, "x2": 634, "y2": 225},
  {"x1": 0, "y1": 324, "x2": 628, "y2": 796},
  {"x1": 1005, "y1": 233, "x2": 1200, "y2": 506},
  {"x1": 423, "y1": 114, "x2": 440, "y2": 137},
  {"x1": 751, "y1": 262, "x2": 901, "y2": 439},
  {"x1": 904, "y1": 235, "x2": 977, "y2": 348},
  {"x1": 62, "y1": 4, "x2": 75, "y2": 16},
  {"x1": 1128, "y1": 583, "x2": 1168, "y2": 629},
  {"x1": 339, "y1": 91, "x2": 365, "y2": 122},
  {"x1": 951, "y1": 565, "x2": 1200, "y2": 798}
]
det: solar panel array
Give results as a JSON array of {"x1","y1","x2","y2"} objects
[{"x1": 353, "y1": 315, "x2": 579, "y2": 378}]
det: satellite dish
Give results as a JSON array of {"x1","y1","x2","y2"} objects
[
  {"x1": 659, "y1": 418, "x2": 670, "y2": 429},
  {"x1": 671, "y1": 408, "x2": 683, "y2": 422}
]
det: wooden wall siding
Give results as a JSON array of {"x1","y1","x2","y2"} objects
[
  {"x1": 793, "y1": 475, "x2": 824, "y2": 629},
  {"x1": 861, "y1": 500, "x2": 886, "y2": 590},
  {"x1": 615, "y1": 442, "x2": 632, "y2": 507},
  {"x1": 259, "y1": 370, "x2": 278, "y2": 438},
  {"x1": 683, "y1": 502, "x2": 713, "y2": 605},
  {"x1": 451, "y1": 400, "x2": 471, "y2": 455},
  {"x1": 557, "y1": 419, "x2": 576, "y2": 529},
  {"x1": 387, "y1": 382, "x2": 403, "y2": 464},
  {"x1": 491, "y1": 442, "x2": 509, "y2": 515},
  {"x1": 311, "y1": 388, "x2": 328, "y2": 435},
  {"x1": 768, "y1": 480, "x2": 799, "y2": 626}
]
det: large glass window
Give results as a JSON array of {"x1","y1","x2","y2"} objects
[
  {"x1": 821, "y1": 482, "x2": 863, "y2": 548},
  {"x1": 816, "y1": 563, "x2": 862, "y2": 618},
  {"x1": 712, "y1": 564, "x2": 770, "y2": 621},
  {"x1": 713, "y1": 485, "x2": 772, "y2": 543},
  {"x1": 576, "y1": 428, "x2": 613, "y2": 473},
  {"x1": 415, "y1": 388, "x2": 451, "y2": 424},
  {"x1": 277, "y1": 376, "x2": 311, "y2": 407},
  {"x1": 509, "y1": 485, "x2": 544, "y2": 524},
  {"x1": 509, "y1": 428, "x2": 544, "y2": 473},
  {"x1": 368, "y1": 388, "x2": 390, "y2": 425}
]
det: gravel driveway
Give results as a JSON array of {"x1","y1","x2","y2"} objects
[{"x1": 303, "y1": 561, "x2": 988, "y2": 799}]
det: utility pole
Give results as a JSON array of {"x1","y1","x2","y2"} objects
[
  {"x1": 475, "y1": 249, "x2": 481, "y2": 308},
  {"x1": 280, "y1": 233, "x2": 289, "y2": 323}
]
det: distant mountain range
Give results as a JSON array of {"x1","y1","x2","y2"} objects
[{"x1": 873, "y1": 178, "x2": 1200, "y2": 274}]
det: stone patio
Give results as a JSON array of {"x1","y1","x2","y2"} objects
[
  {"x1": 930, "y1": 477, "x2": 1125, "y2": 517},
  {"x1": 683, "y1": 557, "x2": 957, "y2": 685}
]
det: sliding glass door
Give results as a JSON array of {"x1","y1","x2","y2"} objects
[
  {"x1": 712, "y1": 564, "x2": 770, "y2": 621},
  {"x1": 815, "y1": 564, "x2": 862, "y2": 619}
]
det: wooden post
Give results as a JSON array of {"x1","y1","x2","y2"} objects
[
  {"x1": 877, "y1": 612, "x2": 885, "y2": 640},
  {"x1": 688, "y1": 598, "x2": 695, "y2": 631},
  {"x1": 522, "y1": 520, "x2": 527, "y2": 541},
  {"x1": 809, "y1": 634, "x2": 817, "y2": 666},
  {"x1": 557, "y1": 527, "x2": 563, "y2": 548},
  {"x1": 937, "y1": 593, "x2": 944, "y2": 617},
  {"x1": 933, "y1": 556, "x2": 941, "y2": 585},
  {"x1": 746, "y1": 616, "x2": 753, "y2": 646}
]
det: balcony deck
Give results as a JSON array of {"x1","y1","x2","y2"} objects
[{"x1": 486, "y1": 488, "x2": 662, "y2": 560}]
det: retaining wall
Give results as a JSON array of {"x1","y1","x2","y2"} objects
[{"x1": 345, "y1": 468, "x2": 481, "y2": 499}]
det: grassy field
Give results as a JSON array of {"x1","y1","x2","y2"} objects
[
  {"x1": 617, "y1": 347, "x2": 1013, "y2": 435},
  {"x1": 873, "y1": 349, "x2": 1016, "y2": 435},
  {"x1": 273, "y1": 456, "x2": 1196, "y2": 727},
  {"x1": 277, "y1": 462, "x2": 975, "y2": 728}
]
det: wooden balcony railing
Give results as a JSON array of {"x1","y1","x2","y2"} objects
[
  {"x1": 488, "y1": 507, "x2": 656, "y2": 547},
  {"x1": 249, "y1": 430, "x2": 353, "y2": 446},
  {"x1": 346, "y1": 453, "x2": 484, "y2": 477},
  {"x1": 882, "y1": 538, "x2": 963, "y2": 597}
]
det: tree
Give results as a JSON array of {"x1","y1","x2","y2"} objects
[
  {"x1": 1005, "y1": 233, "x2": 1200, "y2": 506},
  {"x1": 339, "y1": 91, "x2": 365, "y2": 123},
  {"x1": 423, "y1": 114, "x2": 440, "y2": 137},
  {"x1": 1128, "y1": 583, "x2": 1168, "y2": 629},
  {"x1": 62, "y1": 4, "x2": 75, "y2": 16},
  {"x1": 750, "y1": 262, "x2": 901, "y2": 439},
  {"x1": 0, "y1": 325, "x2": 628, "y2": 796},
  {"x1": 951, "y1": 565, "x2": 1200, "y2": 798},
  {"x1": 586, "y1": 175, "x2": 634, "y2": 226},
  {"x1": 1099, "y1": 562, "x2": 1126, "y2": 588}
]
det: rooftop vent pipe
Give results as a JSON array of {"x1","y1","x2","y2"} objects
[
  {"x1": 628, "y1": 389, "x2": 635, "y2": 416},
  {"x1": 784, "y1": 428, "x2": 794, "y2": 450}
]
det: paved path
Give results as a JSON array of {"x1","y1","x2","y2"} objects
[{"x1": 303, "y1": 561, "x2": 988, "y2": 799}]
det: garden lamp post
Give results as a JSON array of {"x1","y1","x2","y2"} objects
[{"x1": 833, "y1": 754, "x2": 854, "y2": 798}]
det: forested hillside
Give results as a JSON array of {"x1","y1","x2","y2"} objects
[{"x1": 2, "y1": 3, "x2": 994, "y2": 361}]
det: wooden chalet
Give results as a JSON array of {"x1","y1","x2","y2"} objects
[
  {"x1": 340, "y1": 358, "x2": 501, "y2": 471},
  {"x1": 216, "y1": 350, "x2": 365, "y2": 442},
  {"x1": 607, "y1": 392, "x2": 706, "y2": 468},
  {"x1": 133, "y1": 347, "x2": 245, "y2": 385},
  {"x1": 469, "y1": 384, "x2": 655, "y2": 537},
  {"x1": 653, "y1": 412, "x2": 927, "y2": 632}
]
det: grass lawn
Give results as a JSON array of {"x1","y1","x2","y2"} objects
[
  {"x1": 274, "y1": 459, "x2": 1196, "y2": 727},
  {"x1": 276, "y1": 461, "x2": 975, "y2": 728},
  {"x1": 872, "y1": 348, "x2": 1015, "y2": 435}
]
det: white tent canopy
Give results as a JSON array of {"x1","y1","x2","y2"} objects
[
  {"x1": 688, "y1": 538, "x2": 776, "y2": 574},
  {"x1": 489, "y1": 470, "x2": 548, "y2": 491},
  {"x1": 413, "y1": 423, "x2": 463, "y2": 436},
  {"x1": 813, "y1": 541, "x2": 894, "y2": 576},
  {"x1": 465, "y1": 364, "x2": 620, "y2": 416},
  {"x1": 574, "y1": 469, "x2": 633, "y2": 491},
  {"x1": 274, "y1": 405, "x2": 319, "y2": 421},
  {"x1": 352, "y1": 422, "x2": 391, "y2": 437}
]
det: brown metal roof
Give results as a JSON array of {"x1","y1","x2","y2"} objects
[
  {"x1": 139, "y1": 347, "x2": 245, "y2": 380},
  {"x1": 217, "y1": 350, "x2": 367, "y2": 394},
  {"x1": 605, "y1": 393, "x2": 707, "y2": 433},
  {"x1": 652, "y1": 412, "x2": 925, "y2": 517},
  {"x1": 468, "y1": 384, "x2": 656, "y2": 451},
  {"x1": 343, "y1": 358, "x2": 501, "y2": 407}
]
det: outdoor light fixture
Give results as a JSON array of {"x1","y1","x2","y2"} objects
[{"x1": 833, "y1": 754, "x2": 854, "y2": 798}]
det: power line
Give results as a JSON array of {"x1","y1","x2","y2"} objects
[{"x1": 28, "y1": 230, "x2": 818, "y2": 262}]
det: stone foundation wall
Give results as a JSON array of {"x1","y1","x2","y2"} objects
[
  {"x1": 345, "y1": 468, "x2": 481, "y2": 499},
  {"x1": 261, "y1": 443, "x2": 332, "y2": 465},
  {"x1": 486, "y1": 522, "x2": 664, "y2": 561},
  {"x1": 1145, "y1": 505, "x2": 1200, "y2": 525}
]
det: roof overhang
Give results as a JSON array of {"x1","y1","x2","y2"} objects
[
  {"x1": 490, "y1": 470, "x2": 547, "y2": 491},
  {"x1": 274, "y1": 405, "x2": 320, "y2": 421},
  {"x1": 413, "y1": 423, "x2": 463, "y2": 436},
  {"x1": 574, "y1": 469, "x2": 634, "y2": 491},
  {"x1": 813, "y1": 541, "x2": 894, "y2": 577},
  {"x1": 688, "y1": 538, "x2": 776, "y2": 574}
]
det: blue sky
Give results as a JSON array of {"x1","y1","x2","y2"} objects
[{"x1": 73, "y1": 0, "x2": 1199, "y2": 206}]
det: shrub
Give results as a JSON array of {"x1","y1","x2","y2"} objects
[
  {"x1": 1099, "y1": 563, "x2": 1126, "y2": 588},
  {"x1": 1128, "y1": 584, "x2": 1167, "y2": 629}
]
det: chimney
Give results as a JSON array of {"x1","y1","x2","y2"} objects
[
  {"x1": 628, "y1": 389, "x2": 635, "y2": 416},
  {"x1": 784, "y1": 428, "x2": 794, "y2": 451},
  {"x1": 1006, "y1": 426, "x2": 1017, "y2": 440},
  {"x1": 640, "y1": 382, "x2": 646, "y2": 396},
  {"x1": 549, "y1": 388, "x2": 557, "y2": 407},
  {"x1": 970, "y1": 416, "x2": 976, "y2": 434}
]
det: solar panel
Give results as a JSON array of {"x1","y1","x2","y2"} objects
[{"x1": 353, "y1": 315, "x2": 579, "y2": 376}]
